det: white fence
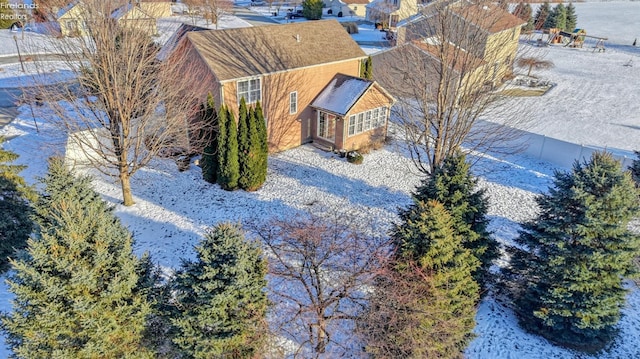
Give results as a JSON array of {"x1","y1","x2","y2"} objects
[{"x1": 512, "y1": 131, "x2": 635, "y2": 170}]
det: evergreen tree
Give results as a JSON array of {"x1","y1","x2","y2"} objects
[
  {"x1": 360, "y1": 56, "x2": 373, "y2": 80},
  {"x1": 534, "y1": 2, "x2": 551, "y2": 30},
  {"x1": 513, "y1": 2, "x2": 534, "y2": 32},
  {"x1": 171, "y1": 223, "x2": 268, "y2": 358},
  {"x1": 254, "y1": 101, "x2": 268, "y2": 189},
  {"x1": 631, "y1": 151, "x2": 640, "y2": 187},
  {"x1": 216, "y1": 106, "x2": 240, "y2": 190},
  {"x1": 506, "y1": 152, "x2": 640, "y2": 351},
  {"x1": 201, "y1": 93, "x2": 219, "y2": 184},
  {"x1": 413, "y1": 153, "x2": 496, "y2": 290},
  {"x1": 365, "y1": 200, "x2": 479, "y2": 358},
  {"x1": 0, "y1": 137, "x2": 35, "y2": 272},
  {"x1": 566, "y1": 2, "x2": 578, "y2": 32},
  {"x1": 302, "y1": 0, "x2": 323, "y2": 20},
  {"x1": 237, "y1": 98, "x2": 250, "y2": 189},
  {"x1": 224, "y1": 108, "x2": 240, "y2": 190},
  {"x1": 555, "y1": 4, "x2": 567, "y2": 32},
  {"x1": 216, "y1": 105, "x2": 228, "y2": 184},
  {"x1": 240, "y1": 105, "x2": 266, "y2": 191},
  {"x1": 1, "y1": 157, "x2": 153, "y2": 358}
]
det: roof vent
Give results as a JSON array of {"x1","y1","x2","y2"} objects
[
  {"x1": 482, "y1": 5, "x2": 489, "y2": 10},
  {"x1": 296, "y1": 34, "x2": 300, "y2": 42}
]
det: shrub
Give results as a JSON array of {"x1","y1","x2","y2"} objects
[
  {"x1": 346, "y1": 151, "x2": 363, "y2": 164},
  {"x1": 342, "y1": 22, "x2": 358, "y2": 34}
]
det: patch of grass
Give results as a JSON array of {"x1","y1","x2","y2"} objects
[{"x1": 500, "y1": 88, "x2": 549, "y2": 97}]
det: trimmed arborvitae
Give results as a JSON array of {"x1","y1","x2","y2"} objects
[
  {"x1": 239, "y1": 105, "x2": 267, "y2": 191},
  {"x1": 171, "y1": 223, "x2": 268, "y2": 358},
  {"x1": 566, "y1": 2, "x2": 578, "y2": 32},
  {"x1": 237, "y1": 98, "x2": 251, "y2": 189},
  {"x1": 364, "y1": 200, "x2": 479, "y2": 358},
  {"x1": 216, "y1": 106, "x2": 240, "y2": 190},
  {"x1": 506, "y1": 152, "x2": 640, "y2": 352},
  {"x1": 534, "y1": 2, "x2": 550, "y2": 30},
  {"x1": 255, "y1": 101, "x2": 268, "y2": 188},
  {"x1": 0, "y1": 137, "x2": 35, "y2": 272},
  {"x1": 1, "y1": 157, "x2": 153, "y2": 358},
  {"x1": 201, "y1": 93, "x2": 219, "y2": 184},
  {"x1": 360, "y1": 56, "x2": 373, "y2": 80},
  {"x1": 413, "y1": 153, "x2": 496, "y2": 291},
  {"x1": 631, "y1": 151, "x2": 640, "y2": 187},
  {"x1": 216, "y1": 105, "x2": 228, "y2": 184}
]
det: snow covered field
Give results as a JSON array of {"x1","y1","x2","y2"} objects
[{"x1": 0, "y1": 1, "x2": 640, "y2": 358}]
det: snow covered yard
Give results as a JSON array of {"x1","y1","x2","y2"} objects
[{"x1": 0, "y1": 1, "x2": 640, "y2": 357}]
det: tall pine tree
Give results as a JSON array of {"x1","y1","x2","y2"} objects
[
  {"x1": 0, "y1": 137, "x2": 35, "y2": 272},
  {"x1": 201, "y1": 93, "x2": 219, "y2": 184},
  {"x1": 413, "y1": 152, "x2": 496, "y2": 290},
  {"x1": 534, "y1": 2, "x2": 551, "y2": 30},
  {"x1": 566, "y1": 3, "x2": 578, "y2": 32},
  {"x1": 506, "y1": 152, "x2": 640, "y2": 351},
  {"x1": 171, "y1": 223, "x2": 268, "y2": 358},
  {"x1": 1, "y1": 157, "x2": 153, "y2": 358},
  {"x1": 363, "y1": 200, "x2": 479, "y2": 358}
]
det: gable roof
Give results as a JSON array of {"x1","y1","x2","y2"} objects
[
  {"x1": 57, "y1": 1, "x2": 80, "y2": 19},
  {"x1": 449, "y1": 3, "x2": 526, "y2": 34},
  {"x1": 157, "y1": 23, "x2": 209, "y2": 61},
  {"x1": 111, "y1": 4, "x2": 153, "y2": 20},
  {"x1": 312, "y1": 74, "x2": 373, "y2": 115},
  {"x1": 185, "y1": 20, "x2": 366, "y2": 82}
]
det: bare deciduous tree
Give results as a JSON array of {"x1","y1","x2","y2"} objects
[
  {"x1": 248, "y1": 212, "x2": 390, "y2": 358},
  {"x1": 201, "y1": 0, "x2": 234, "y2": 28},
  {"x1": 29, "y1": 0, "x2": 210, "y2": 206},
  {"x1": 516, "y1": 56, "x2": 554, "y2": 77},
  {"x1": 373, "y1": 1, "x2": 530, "y2": 174}
]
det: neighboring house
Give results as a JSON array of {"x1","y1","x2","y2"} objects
[
  {"x1": 365, "y1": 0, "x2": 418, "y2": 27},
  {"x1": 139, "y1": 1, "x2": 172, "y2": 18},
  {"x1": 169, "y1": 20, "x2": 394, "y2": 152},
  {"x1": 156, "y1": 23, "x2": 209, "y2": 61},
  {"x1": 57, "y1": 1, "x2": 88, "y2": 37},
  {"x1": 390, "y1": 1, "x2": 525, "y2": 85},
  {"x1": 328, "y1": 0, "x2": 370, "y2": 18},
  {"x1": 57, "y1": 1, "x2": 158, "y2": 37},
  {"x1": 111, "y1": 3, "x2": 157, "y2": 36}
]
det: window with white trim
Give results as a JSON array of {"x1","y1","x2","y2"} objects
[
  {"x1": 347, "y1": 106, "x2": 387, "y2": 137},
  {"x1": 289, "y1": 91, "x2": 298, "y2": 114},
  {"x1": 237, "y1": 78, "x2": 261, "y2": 104}
]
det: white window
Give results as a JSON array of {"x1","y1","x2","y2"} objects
[
  {"x1": 290, "y1": 91, "x2": 298, "y2": 114},
  {"x1": 346, "y1": 107, "x2": 387, "y2": 137},
  {"x1": 237, "y1": 78, "x2": 261, "y2": 104},
  {"x1": 348, "y1": 115, "x2": 356, "y2": 136}
]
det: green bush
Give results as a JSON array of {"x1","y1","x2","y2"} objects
[{"x1": 346, "y1": 151, "x2": 363, "y2": 164}]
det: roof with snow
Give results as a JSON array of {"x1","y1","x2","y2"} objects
[
  {"x1": 111, "y1": 4, "x2": 153, "y2": 20},
  {"x1": 448, "y1": 2, "x2": 526, "y2": 34},
  {"x1": 184, "y1": 20, "x2": 366, "y2": 81},
  {"x1": 311, "y1": 74, "x2": 374, "y2": 116},
  {"x1": 341, "y1": 0, "x2": 371, "y2": 5},
  {"x1": 57, "y1": 1, "x2": 80, "y2": 19}
]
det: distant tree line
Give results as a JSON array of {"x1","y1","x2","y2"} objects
[{"x1": 513, "y1": 2, "x2": 577, "y2": 32}]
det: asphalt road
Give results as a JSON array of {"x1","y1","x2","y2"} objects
[{"x1": 232, "y1": 5, "x2": 280, "y2": 26}]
